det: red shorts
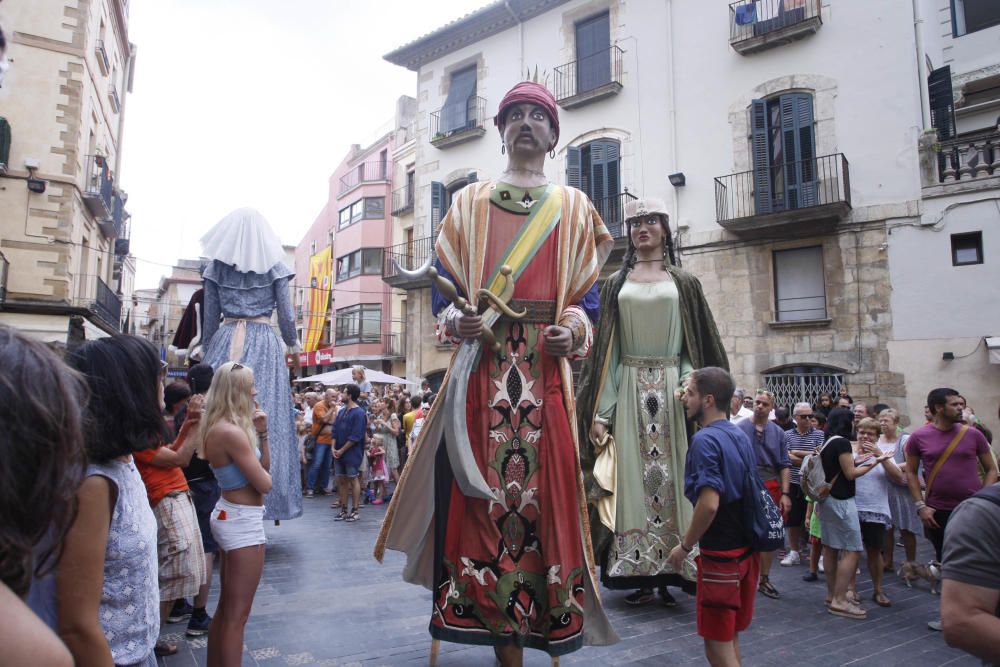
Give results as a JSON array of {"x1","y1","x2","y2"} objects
[
  {"x1": 764, "y1": 478, "x2": 787, "y2": 521},
  {"x1": 696, "y1": 547, "x2": 760, "y2": 642}
]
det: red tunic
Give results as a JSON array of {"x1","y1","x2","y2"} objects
[{"x1": 430, "y1": 203, "x2": 586, "y2": 655}]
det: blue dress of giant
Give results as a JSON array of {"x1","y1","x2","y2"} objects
[{"x1": 201, "y1": 259, "x2": 302, "y2": 521}]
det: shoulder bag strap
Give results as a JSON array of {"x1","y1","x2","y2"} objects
[{"x1": 924, "y1": 424, "x2": 970, "y2": 501}]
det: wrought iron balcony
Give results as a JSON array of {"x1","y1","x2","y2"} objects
[
  {"x1": 714, "y1": 153, "x2": 851, "y2": 232},
  {"x1": 729, "y1": 0, "x2": 822, "y2": 55},
  {"x1": 430, "y1": 96, "x2": 487, "y2": 149},
  {"x1": 383, "y1": 235, "x2": 436, "y2": 289},
  {"x1": 92, "y1": 278, "x2": 122, "y2": 331},
  {"x1": 593, "y1": 190, "x2": 638, "y2": 240},
  {"x1": 95, "y1": 39, "x2": 110, "y2": 75},
  {"x1": 936, "y1": 132, "x2": 1000, "y2": 184},
  {"x1": 83, "y1": 154, "x2": 114, "y2": 222},
  {"x1": 383, "y1": 332, "x2": 405, "y2": 359},
  {"x1": 553, "y1": 45, "x2": 624, "y2": 109},
  {"x1": 338, "y1": 159, "x2": 389, "y2": 195},
  {"x1": 391, "y1": 184, "x2": 415, "y2": 216}
]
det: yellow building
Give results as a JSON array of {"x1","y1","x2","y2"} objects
[{"x1": 0, "y1": 0, "x2": 135, "y2": 345}]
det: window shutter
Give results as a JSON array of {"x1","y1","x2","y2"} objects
[
  {"x1": 430, "y1": 181, "x2": 446, "y2": 238},
  {"x1": 751, "y1": 99, "x2": 773, "y2": 215},
  {"x1": 0, "y1": 118, "x2": 11, "y2": 170},
  {"x1": 576, "y1": 12, "x2": 611, "y2": 93},
  {"x1": 779, "y1": 93, "x2": 817, "y2": 208},
  {"x1": 565, "y1": 146, "x2": 582, "y2": 189},
  {"x1": 928, "y1": 66, "x2": 956, "y2": 141},
  {"x1": 442, "y1": 67, "x2": 477, "y2": 133}
]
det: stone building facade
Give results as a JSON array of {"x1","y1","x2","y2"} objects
[{"x1": 0, "y1": 0, "x2": 135, "y2": 345}]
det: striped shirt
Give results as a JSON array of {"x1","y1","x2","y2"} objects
[{"x1": 784, "y1": 426, "x2": 826, "y2": 485}]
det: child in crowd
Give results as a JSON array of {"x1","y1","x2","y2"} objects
[{"x1": 803, "y1": 499, "x2": 823, "y2": 581}]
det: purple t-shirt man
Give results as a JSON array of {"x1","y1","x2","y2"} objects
[{"x1": 906, "y1": 422, "x2": 990, "y2": 510}]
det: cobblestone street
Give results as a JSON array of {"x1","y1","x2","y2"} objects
[{"x1": 158, "y1": 497, "x2": 977, "y2": 667}]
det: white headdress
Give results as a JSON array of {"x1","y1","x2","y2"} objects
[{"x1": 200, "y1": 207, "x2": 284, "y2": 274}]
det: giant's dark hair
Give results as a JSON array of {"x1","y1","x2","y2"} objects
[
  {"x1": 67, "y1": 335, "x2": 171, "y2": 462},
  {"x1": 0, "y1": 326, "x2": 87, "y2": 597},
  {"x1": 606, "y1": 214, "x2": 678, "y2": 327},
  {"x1": 826, "y1": 407, "x2": 854, "y2": 439}
]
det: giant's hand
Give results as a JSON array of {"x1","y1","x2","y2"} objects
[
  {"x1": 542, "y1": 325, "x2": 573, "y2": 357},
  {"x1": 590, "y1": 421, "x2": 608, "y2": 445},
  {"x1": 456, "y1": 313, "x2": 484, "y2": 339}
]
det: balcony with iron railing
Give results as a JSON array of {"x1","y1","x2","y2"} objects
[
  {"x1": 338, "y1": 159, "x2": 389, "y2": 196},
  {"x1": 83, "y1": 154, "x2": 114, "y2": 222},
  {"x1": 729, "y1": 0, "x2": 822, "y2": 55},
  {"x1": 91, "y1": 278, "x2": 122, "y2": 332},
  {"x1": 382, "y1": 235, "x2": 436, "y2": 289},
  {"x1": 113, "y1": 191, "x2": 131, "y2": 253},
  {"x1": 382, "y1": 332, "x2": 406, "y2": 359},
  {"x1": 714, "y1": 153, "x2": 851, "y2": 232},
  {"x1": 553, "y1": 45, "x2": 624, "y2": 109},
  {"x1": 594, "y1": 190, "x2": 638, "y2": 240},
  {"x1": 391, "y1": 184, "x2": 415, "y2": 216},
  {"x1": 430, "y1": 96, "x2": 487, "y2": 149}
]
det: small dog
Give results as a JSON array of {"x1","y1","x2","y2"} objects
[{"x1": 898, "y1": 561, "x2": 940, "y2": 594}]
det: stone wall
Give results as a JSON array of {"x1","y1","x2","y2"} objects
[{"x1": 680, "y1": 222, "x2": 907, "y2": 413}]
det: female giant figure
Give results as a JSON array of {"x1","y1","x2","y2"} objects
[
  {"x1": 199, "y1": 208, "x2": 302, "y2": 522},
  {"x1": 576, "y1": 197, "x2": 728, "y2": 606}
]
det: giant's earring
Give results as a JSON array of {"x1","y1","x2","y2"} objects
[
  {"x1": 501, "y1": 143, "x2": 506, "y2": 155},
  {"x1": 549, "y1": 148, "x2": 556, "y2": 159}
]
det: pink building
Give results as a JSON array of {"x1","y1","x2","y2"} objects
[{"x1": 293, "y1": 99, "x2": 415, "y2": 378}]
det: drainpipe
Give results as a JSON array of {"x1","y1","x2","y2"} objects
[
  {"x1": 665, "y1": 0, "x2": 680, "y2": 248},
  {"x1": 503, "y1": 1, "x2": 524, "y2": 75},
  {"x1": 912, "y1": 0, "x2": 931, "y2": 130}
]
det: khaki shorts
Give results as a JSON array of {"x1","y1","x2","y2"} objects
[{"x1": 154, "y1": 492, "x2": 206, "y2": 602}]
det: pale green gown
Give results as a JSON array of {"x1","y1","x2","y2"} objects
[{"x1": 597, "y1": 279, "x2": 696, "y2": 587}]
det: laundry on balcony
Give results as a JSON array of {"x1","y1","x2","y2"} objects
[{"x1": 734, "y1": 4, "x2": 757, "y2": 25}]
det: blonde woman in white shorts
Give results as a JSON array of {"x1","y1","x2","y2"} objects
[{"x1": 201, "y1": 362, "x2": 272, "y2": 667}]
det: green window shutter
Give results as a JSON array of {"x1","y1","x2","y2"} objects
[
  {"x1": 430, "y1": 181, "x2": 446, "y2": 237},
  {"x1": 0, "y1": 118, "x2": 11, "y2": 171},
  {"x1": 751, "y1": 99, "x2": 773, "y2": 215},
  {"x1": 565, "y1": 145, "x2": 582, "y2": 189},
  {"x1": 779, "y1": 93, "x2": 817, "y2": 208}
]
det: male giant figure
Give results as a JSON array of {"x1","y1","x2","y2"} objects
[{"x1": 375, "y1": 81, "x2": 618, "y2": 665}]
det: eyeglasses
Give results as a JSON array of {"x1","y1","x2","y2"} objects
[
  {"x1": 628, "y1": 218, "x2": 661, "y2": 229},
  {"x1": 796, "y1": 413, "x2": 814, "y2": 419},
  {"x1": 232, "y1": 362, "x2": 245, "y2": 370}
]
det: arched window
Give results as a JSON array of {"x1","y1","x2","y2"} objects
[
  {"x1": 762, "y1": 364, "x2": 843, "y2": 409},
  {"x1": 566, "y1": 138, "x2": 624, "y2": 234}
]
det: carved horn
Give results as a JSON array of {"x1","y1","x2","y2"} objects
[{"x1": 391, "y1": 256, "x2": 433, "y2": 281}]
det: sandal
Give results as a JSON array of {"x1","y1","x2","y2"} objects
[
  {"x1": 624, "y1": 589, "x2": 655, "y2": 606},
  {"x1": 846, "y1": 590, "x2": 861, "y2": 606},
  {"x1": 828, "y1": 603, "x2": 867, "y2": 620},
  {"x1": 658, "y1": 586, "x2": 677, "y2": 607},
  {"x1": 334, "y1": 509, "x2": 348, "y2": 521},
  {"x1": 873, "y1": 591, "x2": 892, "y2": 607},
  {"x1": 154, "y1": 640, "x2": 178, "y2": 657},
  {"x1": 330, "y1": 500, "x2": 341, "y2": 509},
  {"x1": 758, "y1": 576, "x2": 780, "y2": 599},
  {"x1": 345, "y1": 509, "x2": 360, "y2": 522}
]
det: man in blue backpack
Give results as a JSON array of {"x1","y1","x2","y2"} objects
[{"x1": 668, "y1": 366, "x2": 758, "y2": 667}]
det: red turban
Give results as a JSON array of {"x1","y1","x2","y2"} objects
[{"x1": 494, "y1": 81, "x2": 560, "y2": 144}]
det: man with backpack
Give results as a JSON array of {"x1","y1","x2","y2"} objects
[{"x1": 668, "y1": 367, "x2": 758, "y2": 667}]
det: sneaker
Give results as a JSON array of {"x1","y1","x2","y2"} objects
[
  {"x1": 802, "y1": 571, "x2": 819, "y2": 582},
  {"x1": 304, "y1": 490, "x2": 314, "y2": 498},
  {"x1": 927, "y1": 620, "x2": 942, "y2": 632},
  {"x1": 167, "y1": 599, "x2": 193, "y2": 623},
  {"x1": 780, "y1": 550, "x2": 801, "y2": 566},
  {"x1": 186, "y1": 610, "x2": 211, "y2": 637}
]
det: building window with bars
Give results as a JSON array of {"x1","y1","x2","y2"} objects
[
  {"x1": 773, "y1": 245, "x2": 827, "y2": 322},
  {"x1": 763, "y1": 365, "x2": 844, "y2": 410}
]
